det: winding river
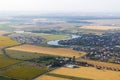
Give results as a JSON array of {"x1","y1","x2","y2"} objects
[{"x1": 47, "y1": 35, "x2": 80, "y2": 46}]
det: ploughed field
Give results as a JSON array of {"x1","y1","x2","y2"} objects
[{"x1": 7, "y1": 44, "x2": 82, "y2": 58}]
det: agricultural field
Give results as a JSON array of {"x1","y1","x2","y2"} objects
[
  {"x1": 50, "y1": 67, "x2": 120, "y2": 80},
  {"x1": 0, "y1": 62, "x2": 47, "y2": 80},
  {"x1": 0, "y1": 76, "x2": 11, "y2": 80},
  {"x1": 0, "y1": 24, "x2": 14, "y2": 31},
  {"x1": 0, "y1": 54, "x2": 21, "y2": 68},
  {"x1": 0, "y1": 22, "x2": 10, "y2": 24},
  {"x1": 80, "y1": 26, "x2": 120, "y2": 30},
  {"x1": 37, "y1": 33, "x2": 69, "y2": 41},
  {"x1": 9, "y1": 33, "x2": 69, "y2": 41},
  {"x1": 7, "y1": 44, "x2": 82, "y2": 58},
  {"x1": 0, "y1": 30, "x2": 11, "y2": 36},
  {"x1": 77, "y1": 59, "x2": 120, "y2": 69},
  {"x1": 6, "y1": 50, "x2": 49, "y2": 60},
  {"x1": 0, "y1": 36, "x2": 20, "y2": 47},
  {"x1": 35, "y1": 75, "x2": 70, "y2": 80},
  {"x1": 86, "y1": 19, "x2": 120, "y2": 26},
  {"x1": 11, "y1": 23, "x2": 75, "y2": 31}
]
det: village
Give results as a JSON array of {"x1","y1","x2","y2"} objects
[{"x1": 59, "y1": 32, "x2": 120, "y2": 64}]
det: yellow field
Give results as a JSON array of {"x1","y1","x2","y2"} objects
[
  {"x1": 7, "y1": 44, "x2": 82, "y2": 58},
  {"x1": 0, "y1": 31, "x2": 11, "y2": 36},
  {"x1": 80, "y1": 26, "x2": 120, "y2": 30},
  {"x1": 77, "y1": 59, "x2": 120, "y2": 69},
  {"x1": 0, "y1": 36, "x2": 20, "y2": 47},
  {"x1": 35, "y1": 75, "x2": 70, "y2": 80},
  {"x1": 51, "y1": 67, "x2": 120, "y2": 80}
]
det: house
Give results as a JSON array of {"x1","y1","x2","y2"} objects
[
  {"x1": 64, "y1": 64, "x2": 79, "y2": 68},
  {"x1": 14, "y1": 30, "x2": 24, "y2": 33}
]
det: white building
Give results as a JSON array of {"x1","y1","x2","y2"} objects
[{"x1": 14, "y1": 30, "x2": 24, "y2": 33}]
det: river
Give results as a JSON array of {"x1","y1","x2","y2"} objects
[{"x1": 47, "y1": 35, "x2": 80, "y2": 46}]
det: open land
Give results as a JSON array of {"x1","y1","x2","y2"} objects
[
  {"x1": 36, "y1": 33, "x2": 69, "y2": 41},
  {"x1": 35, "y1": 75, "x2": 70, "y2": 80},
  {"x1": 0, "y1": 16, "x2": 120, "y2": 80},
  {"x1": 80, "y1": 26, "x2": 120, "y2": 30},
  {"x1": 6, "y1": 50, "x2": 49, "y2": 60},
  {"x1": 77, "y1": 59, "x2": 120, "y2": 69},
  {"x1": 9, "y1": 33, "x2": 69, "y2": 41},
  {"x1": 7, "y1": 44, "x2": 82, "y2": 58},
  {"x1": 0, "y1": 62, "x2": 47, "y2": 80},
  {"x1": 50, "y1": 66, "x2": 120, "y2": 80},
  {"x1": 0, "y1": 36, "x2": 20, "y2": 48},
  {"x1": 0, "y1": 31, "x2": 11, "y2": 36},
  {"x1": 0, "y1": 54, "x2": 21, "y2": 68},
  {"x1": 11, "y1": 23, "x2": 75, "y2": 31}
]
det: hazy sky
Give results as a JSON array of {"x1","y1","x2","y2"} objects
[{"x1": 0, "y1": 0, "x2": 120, "y2": 13}]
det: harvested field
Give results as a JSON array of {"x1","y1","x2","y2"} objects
[
  {"x1": 0, "y1": 36, "x2": 20, "y2": 47},
  {"x1": 77, "y1": 59, "x2": 120, "y2": 69},
  {"x1": 51, "y1": 67, "x2": 120, "y2": 80},
  {"x1": 35, "y1": 75, "x2": 70, "y2": 80},
  {"x1": 80, "y1": 26, "x2": 120, "y2": 30},
  {"x1": 0, "y1": 31, "x2": 11, "y2": 36},
  {"x1": 7, "y1": 45, "x2": 82, "y2": 58}
]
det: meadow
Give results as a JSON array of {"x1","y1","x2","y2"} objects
[
  {"x1": 0, "y1": 54, "x2": 21, "y2": 68},
  {"x1": 0, "y1": 62, "x2": 47, "y2": 80},
  {"x1": 37, "y1": 33, "x2": 69, "y2": 41},
  {"x1": 6, "y1": 50, "x2": 49, "y2": 60},
  {"x1": 0, "y1": 76, "x2": 11, "y2": 80},
  {"x1": 7, "y1": 44, "x2": 82, "y2": 58},
  {"x1": 9, "y1": 33, "x2": 69, "y2": 41}
]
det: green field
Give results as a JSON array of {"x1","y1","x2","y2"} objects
[
  {"x1": 1, "y1": 62, "x2": 47, "y2": 80},
  {"x1": 9, "y1": 33, "x2": 69, "y2": 41},
  {"x1": 0, "y1": 54, "x2": 21, "y2": 68},
  {"x1": 0, "y1": 76, "x2": 12, "y2": 80},
  {"x1": 38, "y1": 33, "x2": 69, "y2": 41},
  {"x1": 0, "y1": 24, "x2": 14, "y2": 31},
  {"x1": 6, "y1": 50, "x2": 49, "y2": 60}
]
